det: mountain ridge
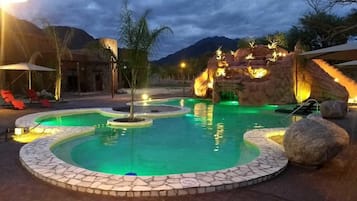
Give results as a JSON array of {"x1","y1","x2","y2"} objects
[
  {"x1": 153, "y1": 36, "x2": 239, "y2": 65},
  {"x1": 46, "y1": 26, "x2": 96, "y2": 49}
]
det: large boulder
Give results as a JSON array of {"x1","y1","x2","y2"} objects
[
  {"x1": 283, "y1": 117, "x2": 349, "y2": 166},
  {"x1": 320, "y1": 100, "x2": 348, "y2": 119}
]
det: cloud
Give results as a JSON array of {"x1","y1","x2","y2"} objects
[{"x1": 4, "y1": 0, "x2": 356, "y2": 59}]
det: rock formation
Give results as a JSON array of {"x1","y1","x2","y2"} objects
[
  {"x1": 283, "y1": 117, "x2": 349, "y2": 166},
  {"x1": 194, "y1": 44, "x2": 349, "y2": 105},
  {"x1": 320, "y1": 100, "x2": 348, "y2": 119}
]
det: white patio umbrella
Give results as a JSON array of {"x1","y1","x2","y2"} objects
[
  {"x1": 336, "y1": 60, "x2": 357, "y2": 68},
  {"x1": 300, "y1": 43, "x2": 357, "y2": 60},
  {"x1": 0, "y1": 62, "x2": 55, "y2": 89}
]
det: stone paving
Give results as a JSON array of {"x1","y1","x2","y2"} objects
[{"x1": 16, "y1": 107, "x2": 288, "y2": 197}]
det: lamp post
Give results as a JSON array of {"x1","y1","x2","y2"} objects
[
  {"x1": 0, "y1": 0, "x2": 28, "y2": 89},
  {"x1": 0, "y1": 0, "x2": 27, "y2": 6},
  {"x1": 110, "y1": 55, "x2": 116, "y2": 99},
  {"x1": 0, "y1": 0, "x2": 28, "y2": 63},
  {"x1": 179, "y1": 61, "x2": 186, "y2": 96}
]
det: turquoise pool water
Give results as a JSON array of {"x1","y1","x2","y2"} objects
[{"x1": 44, "y1": 98, "x2": 293, "y2": 176}]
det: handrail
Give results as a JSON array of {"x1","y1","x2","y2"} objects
[{"x1": 287, "y1": 98, "x2": 320, "y2": 117}]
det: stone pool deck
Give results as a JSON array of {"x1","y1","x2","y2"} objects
[{"x1": 1, "y1": 93, "x2": 357, "y2": 201}]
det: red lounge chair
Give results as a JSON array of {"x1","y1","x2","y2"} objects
[
  {"x1": 26, "y1": 89, "x2": 51, "y2": 108},
  {"x1": 27, "y1": 89, "x2": 39, "y2": 102},
  {"x1": 11, "y1": 99, "x2": 25, "y2": 110},
  {"x1": 1, "y1": 89, "x2": 25, "y2": 110},
  {"x1": 1, "y1": 90, "x2": 15, "y2": 103},
  {"x1": 40, "y1": 99, "x2": 51, "y2": 107}
]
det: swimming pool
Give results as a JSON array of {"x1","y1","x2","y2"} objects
[
  {"x1": 38, "y1": 98, "x2": 291, "y2": 176},
  {"x1": 17, "y1": 98, "x2": 290, "y2": 196}
]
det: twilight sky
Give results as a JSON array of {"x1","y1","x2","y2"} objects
[{"x1": 4, "y1": 0, "x2": 356, "y2": 60}]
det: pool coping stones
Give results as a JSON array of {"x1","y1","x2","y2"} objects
[{"x1": 17, "y1": 107, "x2": 288, "y2": 197}]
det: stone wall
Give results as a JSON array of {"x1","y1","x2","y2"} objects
[
  {"x1": 238, "y1": 56, "x2": 295, "y2": 105},
  {"x1": 304, "y1": 61, "x2": 348, "y2": 102}
]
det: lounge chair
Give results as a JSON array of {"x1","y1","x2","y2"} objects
[
  {"x1": 275, "y1": 101, "x2": 316, "y2": 115},
  {"x1": 1, "y1": 89, "x2": 26, "y2": 110},
  {"x1": 27, "y1": 89, "x2": 39, "y2": 102},
  {"x1": 1, "y1": 90, "x2": 14, "y2": 104},
  {"x1": 26, "y1": 89, "x2": 51, "y2": 107}
]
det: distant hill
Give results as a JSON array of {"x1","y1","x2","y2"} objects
[
  {"x1": 46, "y1": 26, "x2": 95, "y2": 49},
  {"x1": 0, "y1": 9, "x2": 45, "y2": 36},
  {"x1": 153, "y1": 36, "x2": 239, "y2": 65}
]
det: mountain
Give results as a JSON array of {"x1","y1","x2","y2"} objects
[
  {"x1": 153, "y1": 36, "x2": 239, "y2": 65},
  {"x1": 46, "y1": 26, "x2": 95, "y2": 49},
  {"x1": 0, "y1": 9, "x2": 45, "y2": 36}
]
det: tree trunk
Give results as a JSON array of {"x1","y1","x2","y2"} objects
[
  {"x1": 129, "y1": 68, "x2": 135, "y2": 120},
  {"x1": 55, "y1": 58, "x2": 62, "y2": 101}
]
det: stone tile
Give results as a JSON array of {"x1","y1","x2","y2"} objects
[
  {"x1": 133, "y1": 179, "x2": 148, "y2": 186},
  {"x1": 82, "y1": 176, "x2": 96, "y2": 182},
  {"x1": 168, "y1": 183, "x2": 183, "y2": 189},
  {"x1": 177, "y1": 189, "x2": 188, "y2": 195},
  {"x1": 182, "y1": 173, "x2": 196, "y2": 178},
  {"x1": 168, "y1": 174, "x2": 181, "y2": 179},
  {"x1": 180, "y1": 178, "x2": 199, "y2": 188},
  {"x1": 200, "y1": 176, "x2": 215, "y2": 183},
  {"x1": 90, "y1": 182, "x2": 102, "y2": 188},
  {"x1": 167, "y1": 178, "x2": 179, "y2": 183},
  {"x1": 153, "y1": 176, "x2": 167, "y2": 181},
  {"x1": 153, "y1": 185, "x2": 172, "y2": 191},
  {"x1": 141, "y1": 191, "x2": 151, "y2": 197},
  {"x1": 78, "y1": 181, "x2": 92, "y2": 188},
  {"x1": 97, "y1": 184, "x2": 113, "y2": 191},
  {"x1": 123, "y1": 176, "x2": 136, "y2": 182},
  {"x1": 68, "y1": 179, "x2": 81, "y2": 185},
  {"x1": 132, "y1": 186, "x2": 152, "y2": 191}
]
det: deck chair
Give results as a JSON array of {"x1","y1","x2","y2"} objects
[
  {"x1": 0, "y1": 89, "x2": 25, "y2": 110},
  {"x1": 1, "y1": 90, "x2": 14, "y2": 103},
  {"x1": 26, "y1": 89, "x2": 51, "y2": 107},
  {"x1": 27, "y1": 89, "x2": 39, "y2": 102}
]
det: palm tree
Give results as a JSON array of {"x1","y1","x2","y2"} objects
[
  {"x1": 43, "y1": 23, "x2": 73, "y2": 101},
  {"x1": 119, "y1": 1, "x2": 172, "y2": 120}
]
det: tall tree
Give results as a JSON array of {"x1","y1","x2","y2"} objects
[
  {"x1": 306, "y1": 0, "x2": 357, "y2": 14},
  {"x1": 300, "y1": 12, "x2": 347, "y2": 48},
  {"x1": 119, "y1": 0, "x2": 172, "y2": 120},
  {"x1": 329, "y1": 0, "x2": 357, "y2": 4},
  {"x1": 286, "y1": 10, "x2": 356, "y2": 50},
  {"x1": 305, "y1": 0, "x2": 335, "y2": 13}
]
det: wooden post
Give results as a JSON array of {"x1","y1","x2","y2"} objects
[
  {"x1": 76, "y1": 62, "x2": 81, "y2": 95},
  {"x1": 111, "y1": 58, "x2": 115, "y2": 99}
]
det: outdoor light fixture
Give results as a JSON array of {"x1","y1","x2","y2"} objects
[
  {"x1": 248, "y1": 66, "x2": 268, "y2": 79},
  {"x1": 180, "y1": 99, "x2": 184, "y2": 107},
  {"x1": 245, "y1": 53, "x2": 255, "y2": 60},
  {"x1": 0, "y1": 0, "x2": 27, "y2": 6},
  {"x1": 141, "y1": 93, "x2": 149, "y2": 101},
  {"x1": 294, "y1": 81, "x2": 311, "y2": 103},
  {"x1": 180, "y1": 62, "x2": 186, "y2": 69},
  {"x1": 215, "y1": 68, "x2": 226, "y2": 77},
  {"x1": 348, "y1": 96, "x2": 357, "y2": 104},
  {"x1": 207, "y1": 81, "x2": 213, "y2": 89},
  {"x1": 14, "y1": 127, "x2": 28, "y2": 135}
]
